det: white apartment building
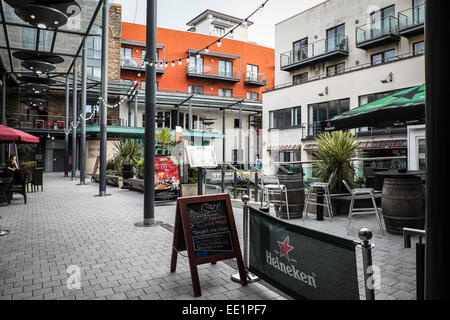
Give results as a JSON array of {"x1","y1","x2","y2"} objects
[
  {"x1": 186, "y1": 9, "x2": 252, "y2": 42},
  {"x1": 262, "y1": 0, "x2": 425, "y2": 177}
]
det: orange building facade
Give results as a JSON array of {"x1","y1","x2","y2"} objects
[{"x1": 120, "y1": 22, "x2": 274, "y2": 102}]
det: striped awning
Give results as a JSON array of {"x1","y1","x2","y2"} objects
[
  {"x1": 303, "y1": 138, "x2": 408, "y2": 152},
  {"x1": 267, "y1": 144, "x2": 302, "y2": 152}
]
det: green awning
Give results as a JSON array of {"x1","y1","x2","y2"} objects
[{"x1": 323, "y1": 84, "x2": 425, "y2": 131}]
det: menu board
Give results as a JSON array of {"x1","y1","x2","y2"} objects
[
  {"x1": 170, "y1": 194, "x2": 247, "y2": 297},
  {"x1": 154, "y1": 156, "x2": 180, "y2": 201},
  {"x1": 186, "y1": 146, "x2": 218, "y2": 168}
]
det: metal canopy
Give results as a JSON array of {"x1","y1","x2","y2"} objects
[{"x1": 0, "y1": 0, "x2": 103, "y2": 83}]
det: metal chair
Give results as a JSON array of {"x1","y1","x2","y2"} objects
[
  {"x1": 342, "y1": 179, "x2": 384, "y2": 235},
  {"x1": 260, "y1": 175, "x2": 289, "y2": 219},
  {"x1": 303, "y1": 173, "x2": 334, "y2": 221}
]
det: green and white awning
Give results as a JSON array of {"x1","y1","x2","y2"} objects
[{"x1": 323, "y1": 84, "x2": 425, "y2": 131}]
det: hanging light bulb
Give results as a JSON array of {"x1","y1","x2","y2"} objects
[
  {"x1": 171, "y1": 61, "x2": 175, "y2": 67},
  {"x1": 217, "y1": 40, "x2": 222, "y2": 48},
  {"x1": 164, "y1": 62, "x2": 168, "y2": 68},
  {"x1": 178, "y1": 59, "x2": 182, "y2": 66},
  {"x1": 204, "y1": 47, "x2": 209, "y2": 54}
]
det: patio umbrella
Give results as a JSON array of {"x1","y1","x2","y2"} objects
[
  {"x1": 322, "y1": 84, "x2": 425, "y2": 131},
  {"x1": 0, "y1": 125, "x2": 40, "y2": 144}
]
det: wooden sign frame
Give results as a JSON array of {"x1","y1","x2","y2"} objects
[{"x1": 170, "y1": 194, "x2": 248, "y2": 297}]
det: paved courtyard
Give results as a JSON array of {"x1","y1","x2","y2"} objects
[{"x1": 0, "y1": 173, "x2": 417, "y2": 300}]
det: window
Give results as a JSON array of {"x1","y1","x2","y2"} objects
[
  {"x1": 188, "y1": 56, "x2": 204, "y2": 74},
  {"x1": 88, "y1": 36, "x2": 102, "y2": 60},
  {"x1": 247, "y1": 64, "x2": 259, "y2": 81},
  {"x1": 141, "y1": 81, "x2": 145, "y2": 90},
  {"x1": 326, "y1": 63, "x2": 345, "y2": 76},
  {"x1": 308, "y1": 99, "x2": 350, "y2": 136},
  {"x1": 219, "y1": 88, "x2": 232, "y2": 97},
  {"x1": 293, "y1": 37, "x2": 308, "y2": 62},
  {"x1": 219, "y1": 60, "x2": 233, "y2": 78},
  {"x1": 87, "y1": 66, "x2": 101, "y2": 79},
  {"x1": 413, "y1": 41, "x2": 424, "y2": 55},
  {"x1": 188, "y1": 85, "x2": 204, "y2": 95},
  {"x1": 234, "y1": 119, "x2": 241, "y2": 128},
  {"x1": 359, "y1": 89, "x2": 403, "y2": 106},
  {"x1": 293, "y1": 72, "x2": 308, "y2": 85},
  {"x1": 246, "y1": 92, "x2": 259, "y2": 101},
  {"x1": 326, "y1": 24, "x2": 345, "y2": 52},
  {"x1": 279, "y1": 151, "x2": 294, "y2": 163},
  {"x1": 370, "y1": 5, "x2": 395, "y2": 30},
  {"x1": 371, "y1": 49, "x2": 395, "y2": 65},
  {"x1": 214, "y1": 26, "x2": 226, "y2": 37},
  {"x1": 141, "y1": 49, "x2": 146, "y2": 60},
  {"x1": 413, "y1": 0, "x2": 425, "y2": 25},
  {"x1": 269, "y1": 107, "x2": 301, "y2": 130}
]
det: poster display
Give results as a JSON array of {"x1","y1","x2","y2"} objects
[
  {"x1": 155, "y1": 156, "x2": 180, "y2": 201},
  {"x1": 186, "y1": 146, "x2": 218, "y2": 168}
]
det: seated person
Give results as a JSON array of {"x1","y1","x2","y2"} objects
[{"x1": 6, "y1": 155, "x2": 21, "y2": 184}]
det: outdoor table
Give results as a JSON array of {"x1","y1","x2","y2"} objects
[{"x1": 375, "y1": 171, "x2": 426, "y2": 234}]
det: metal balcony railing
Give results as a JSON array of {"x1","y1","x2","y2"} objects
[
  {"x1": 280, "y1": 34, "x2": 348, "y2": 69},
  {"x1": 244, "y1": 71, "x2": 267, "y2": 85},
  {"x1": 399, "y1": 3, "x2": 425, "y2": 32},
  {"x1": 356, "y1": 16, "x2": 399, "y2": 46},
  {"x1": 186, "y1": 64, "x2": 241, "y2": 81},
  {"x1": 121, "y1": 57, "x2": 165, "y2": 72}
]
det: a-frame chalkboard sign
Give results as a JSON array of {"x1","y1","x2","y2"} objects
[{"x1": 170, "y1": 194, "x2": 248, "y2": 297}]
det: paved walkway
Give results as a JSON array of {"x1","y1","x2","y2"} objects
[{"x1": 0, "y1": 173, "x2": 417, "y2": 300}]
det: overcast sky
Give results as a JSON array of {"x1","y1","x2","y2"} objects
[{"x1": 112, "y1": 0, "x2": 325, "y2": 48}]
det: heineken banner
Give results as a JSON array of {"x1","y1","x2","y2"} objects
[{"x1": 248, "y1": 207, "x2": 360, "y2": 300}]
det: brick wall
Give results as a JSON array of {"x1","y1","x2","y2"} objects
[{"x1": 109, "y1": 3, "x2": 122, "y2": 81}]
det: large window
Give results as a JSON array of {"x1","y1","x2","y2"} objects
[
  {"x1": 219, "y1": 88, "x2": 232, "y2": 97},
  {"x1": 188, "y1": 56, "x2": 204, "y2": 74},
  {"x1": 370, "y1": 5, "x2": 395, "y2": 38},
  {"x1": 269, "y1": 107, "x2": 302, "y2": 130},
  {"x1": 247, "y1": 64, "x2": 259, "y2": 81},
  {"x1": 246, "y1": 92, "x2": 259, "y2": 101},
  {"x1": 413, "y1": 41, "x2": 424, "y2": 56},
  {"x1": 219, "y1": 60, "x2": 233, "y2": 78},
  {"x1": 88, "y1": 36, "x2": 102, "y2": 60},
  {"x1": 371, "y1": 49, "x2": 395, "y2": 65},
  {"x1": 87, "y1": 66, "x2": 101, "y2": 79},
  {"x1": 326, "y1": 63, "x2": 345, "y2": 76},
  {"x1": 326, "y1": 24, "x2": 345, "y2": 52},
  {"x1": 293, "y1": 37, "x2": 308, "y2": 61},
  {"x1": 293, "y1": 72, "x2": 308, "y2": 85},
  {"x1": 308, "y1": 99, "x2": 350, "y2": 136},
  {"x1": 188, "y1": 85, "x2": 204, "y2": 95}
]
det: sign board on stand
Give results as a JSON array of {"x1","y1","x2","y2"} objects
[
  {"x1": 170, "y1": 194, "x2": 248, "y2": 297},
  {"x1": 186, "y1": 146, "x2": 218, "y2": 168}
]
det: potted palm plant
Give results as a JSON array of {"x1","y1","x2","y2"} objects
[
  {"x1": 156, "y1": 127, "x2": 174, "y2": 155},
  {"x1": 112, "y1": 140, "x2": 143, "y2": 178}
]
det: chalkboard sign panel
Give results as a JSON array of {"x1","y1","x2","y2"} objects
[
  {"x1": 170, "y1": 194, "x2": 247, "y2": 297},
  {"x1": 187, "y1": 201, "x2": 234, "y2": 257}
]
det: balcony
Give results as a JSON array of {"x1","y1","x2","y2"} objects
[
  {"x1": 186, "y1": 64, "x2": 241, "y2": 82},
  {"x1": 398, "y1": 3, "x2": 425, "y2": 37},
  {"x1": 280, "y1": 35, "x2": 349, "y2": 71},
  {"x1": 356, "y1": 16, "x2": 400, "y2": 49},
  {"x1": 120, "y1": 57, "x2": 165, "y2": 74},
  {"x1": 244, "y1": 71, "x2": 267, "y2": 86}
]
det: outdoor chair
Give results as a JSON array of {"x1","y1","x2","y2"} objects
[
  {"x1": 8, "y1": 172, "x2": 28, "y2": 204},
  {"x1": 0, "y1": 178, "x2": 13, "y2": 205},
  {"x1": 303, "y1": 173, "x2": 334, "y2": 221},
  {"x1": 342, "y1": 179, "x2": 384, "y2": 235},
  {"x1": 260, "y1": 175, "x2": 290, "y2": 219}
]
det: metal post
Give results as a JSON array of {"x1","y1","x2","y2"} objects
[
  {"x1": 254, "y1": 172, "x2": 259, "y2": 203},
  {"x1": 358, "y1": 228, "x2": 375, "y2": 300},
  {"x1": 134, "y1": 91, "x2": 138, "y2": 127},
  {"x1": 197, "y1": 167, "x2": 203, "y2": 196},
  {"x1": 404, "y1": 228, "x2": 426, "y2": 300},
  {"x1": 139, "y1": 0, "x2": 157, "y2": 227},
  {"x1": 1, "y1": 73, "x2": 6, "y2": 164},
  {"x1": 188, "y1": 98, "x2": 192, "y2": 131},
  {"x1": 239, "y1": 105, "x2": 242, "y2": 164},
  {"x1": 231, "y1": 195, "x2": 259, "y2": 283},
  {"x1": 233, "y1": 171, "x2": 237, "y2": 199},
  {"x1": 425, "y1": 0, "x2": 450, "y2": 299},
  {"x1": 222, "y1": 109, "x2": 226, "y2": 193},
  {"x1": 71, "y1": 58, "x2": 78, "y2": 180},
  {"x1": 64, "y1": 75, "x2": 69, "y2": 177},
  {"x1": 128, "y1": 101, "x2": 132, "y2": 127},
  {"x1": 80, "y1": 40, "x2": 87, "y2": 185},
  {"x1": 99, "y1": 0, "x2": 109, "y2": 196}
]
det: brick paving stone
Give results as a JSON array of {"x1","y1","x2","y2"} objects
[{"x1": 0, "y1": 173, "x2": 416, "y2": 300}]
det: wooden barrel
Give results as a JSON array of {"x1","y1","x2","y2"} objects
[
  {"x1": 273, "y1": 174, "x2": 305, "y2": 219},
  {"x1": 382, "y1": 177, "x2": 425, "y2": 235}
]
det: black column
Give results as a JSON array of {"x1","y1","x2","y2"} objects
[
  {"x1": 64, "y1": 75, "x2": 69, "y2": 177},
  {"x1": 142, "y1": 0, "x2": 157, "y2": 225},
  {"x1": 80, "y1": 40, "x2": 87, "y2": 185},
  {"x1": 1, "y1": 73, "x2": 6, "y2": 164},
  {"x1": 425, "y1": 1, "x2": 450, "y2": 300},
  {"x1": 71, "y1": 58, "x2": 78, "y2": 180},
  {"x1": 99, "y1": 0, "x2": 109, "y2": 196}
]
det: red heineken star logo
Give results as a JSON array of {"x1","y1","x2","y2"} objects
[{"x1": 278, "y1": 236, "x2": 294, "y2": 261}]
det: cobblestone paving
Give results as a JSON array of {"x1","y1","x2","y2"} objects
[{"x1": 0, "y1": 173, "x2": 416, "y2": 300}]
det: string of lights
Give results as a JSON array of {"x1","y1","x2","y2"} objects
[
  {"x1": 141, "y1": 0, "x2": 269, "y2": 69},
  {"x1": 97, "y1": 80, "x2": 140, "y2": 109}
]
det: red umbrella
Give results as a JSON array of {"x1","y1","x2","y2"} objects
[{"x1": 0, "y1": 125, "x2": 40, "y2": 144}]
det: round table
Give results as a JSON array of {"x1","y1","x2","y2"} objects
[{"x1": 375, "y1": 171, "x2": 425, "y2": 234}]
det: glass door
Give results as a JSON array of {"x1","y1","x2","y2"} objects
[
  {"x1": 247, "y1": 64, "x2": 259, "y2": 81},
  {"x1": 413, "y1": 0, "x2": 425, "y2": 25},
  {"x1": 326, "y1": 24, "x2": 345, "y2": 52},
  {"x1": 219, "y1": 60, "x2": 232, "y2": 78}
]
